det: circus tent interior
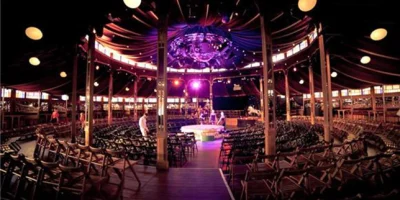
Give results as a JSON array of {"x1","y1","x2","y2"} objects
[{"x1": 1, "y1": 0, "x2": 400, "y2": 199}]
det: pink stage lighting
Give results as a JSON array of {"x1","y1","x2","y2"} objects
[{"x1": 192, "y1": 81, "x2": 200, "y2": 89}]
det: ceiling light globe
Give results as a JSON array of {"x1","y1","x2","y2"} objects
[
  {"x1": 370, "y1": 28, "x2": 387, "y2": 41},
  {"x1": 25, "y1": 27, "x2": 43, "y2": 40},
  {"x1": 123, "y1": 0, "x2": 141, "y2": 9},
  {"x1": 60, "y1": 71, "x2": 67, "y2": 78},
  {"x1": 29, "y1": 57, "x2": 40, "y2": 66},
  {"x1": 360, "y1": 56, "x2": 371, "y2": 64},
  {"x1": 298, "y1": 0, "x2": 317, "y2": 12}
]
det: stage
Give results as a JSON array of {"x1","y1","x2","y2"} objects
[
  {"x1": 237, "y1": 117, "x2": 259, "y2": 127},
  {"x1": 181, "y1": 125, "x2": 224, "y2": 141}
]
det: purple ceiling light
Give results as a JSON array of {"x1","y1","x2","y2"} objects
[{"x1": 192, "y1": 81, "x2": 201, "y2": 89}]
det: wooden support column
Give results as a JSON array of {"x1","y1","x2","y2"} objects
[
  {"x1": 133, "y1": 80, "x2": 138, "y2": 121},
  {"x1": 184, "y1": 83, "x2": 188, "y2": 118},
  {"x1": 156, "y1": 14, "x2": 169, "y2": 170},
  {"x1": 318, "y1": 23, "x2": 331, "y2": 142},
  {"x1": 108, "y1": 71, "x2": 113, "y2": 125},
  {"x1": 308, "y1": 66, "x2": 316, "y2": 125},
  {"x1": 284, "y1": 71, "x2": 291, "y2": 121},
  {"x1": 70, "y1": 44, "x2": 79, "y2": 142},
  {"x1": 259, "y1": 77, "x2": 264, "y2": 121},
  {"x1": 371, "y1": 86, "x2": 376, "y2": 121},
  {"x1": 382, "y1": 86, "x2": 386, "y2": 122},
  {"x1": 178, "y1": 97, "x2": 182, "y2": 115},
  {"x1": 351, "y1": 95, "x2": 354, "y2": 119},
  {"x1": 326, "y1": 52, "x2": 333, "y2": 130},
  {"x1": 260, "y1": 11, "x2": 275, "y2": 155},
  {"x1": 84, "y1": 29, "x2": 96, "y2": 146},
  {"x1": 1, "y1": 87, "x2": 5, "y2": 130},
  {"x1": 10, "y1": 89, "x2": 16, "y2": 114},
  {"x1": 37, "y1": 91, "x2": 41, "y2": 124},
  {"x1": 209, "y1": 80, "x2": 213, "y2": 110},
  {"x1": 271, "y1": 72, "x2": 277, "y2": 129}
]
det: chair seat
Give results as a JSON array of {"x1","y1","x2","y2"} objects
[
  {"x1": 242, "y1": 180, "x2": 274, "y2": 196},
  {"x1": 109, "y1": 159, "x2": 138, "y2": 170}
]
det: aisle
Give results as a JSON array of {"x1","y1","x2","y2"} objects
[{"x1": 183, "y1": 139, "x2": 222, "y2": 168}]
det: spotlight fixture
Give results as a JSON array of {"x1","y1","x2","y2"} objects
[
  {"x1": 293, "y1": 67, "x2": 297, "y2": 72},
  {"x1": 192, "y1": 81, "x2": 200, "y2": 89},
  {"x1": 298, "y1": 0, "x2": 317, "y2": 12},
  {"x1": 360, "y1": 56, "x2": 371, "y2": 64},
  {"x1": 299, "y1": 79, "x2": 304, "y2": 84},
  {"x1": 25, "y1": 27, "x2": 43, "y2": 40},
  {"x1": 123, "y1": 0, "x2": 141, "y2": 9},
  {"x1": 60, "y1": 71, "x2": 67, "y2": 78},
  {"x1": 125, "y1": 87, "x2": 130, "y2": 91},
  {"x1": 331, "y1": 71, "x2": 338, "y2": 77},
  {"x1": 94, "y1": 82, "x2": 99, "y2": 87},
  {"x1": 29, "y1": 57, "x2": 40, "y2": 66},
  {"x1": 370, "y1": 28, "x2": 387, "y2": 41},
  {"x1": 96, "y1": 65, "x2": 100, "y2": 70},
  {"x1": 174, "y1": 80, "x2": 180, "y2": 86},
  {"x1": 61, "y1": 95, "x2": 69, "y2": 101}
]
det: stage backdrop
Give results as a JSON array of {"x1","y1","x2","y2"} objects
[{"x1": 213, "y1": 96, "x2": 251, "y2": 110}]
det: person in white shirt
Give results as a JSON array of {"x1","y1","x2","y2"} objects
[{"x1": 139, "y1": 113, "x2": 149, "y2": 137}]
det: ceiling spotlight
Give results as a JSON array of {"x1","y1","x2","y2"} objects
[
  {"x1": 60, "y1": 71, "x2": 67, "y2": 78},
  {"x1": 61, "y1": 95, "x2": 69, "y2": 101},
  {"x1": 370, "y1": 28, "x2": 387, "y2": 41},
  {"x1": 298, "y1": 0, "x2": 317, "y2": 12},
  {"x1": 96, "y1": 65, "x2": 100, "y2": 70},
  {"x1": 94, "y1": 82, "x2": 99, "y2": 87},
  {"x1": 125, "y1": 87, "x2": 130, "y2": 91},
  {"x1": 360, "y1": 56, "x2": 371, "y2": 64},
  {"x1": 174, "y1": 80, "x2": 180, "y2": 86},
  {"x1": 29, "y1": 57, "x2": 40, "y2": 66},
  {"x1": 228, "y1": 28, "x2": 231, "y2": 32},
  {"x1": 293, "y1": 67, "x2": 297, "y2": 72},
  {"x1": 123, "y1": 0, "x2": 141, "y2": 9},
  {"x1": 25, "y1": 27, "x2": 43, "y2": 40},
  {"x1": 331, "y1": 71, "x2": 337, "y2": 78},
  {"x1": 299, "y1": 79, "x2": 304, "y2": 84},
  {"x1": 234, "y1": 12, "x2": 239, "y2": 16}
]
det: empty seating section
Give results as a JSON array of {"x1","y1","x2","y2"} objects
[
  {"x1": 0, "y1": 117, "x2": 198, "y2": 199},
  {"x1": 223, "y1": 117, "x2": 400, "y2": 199}
]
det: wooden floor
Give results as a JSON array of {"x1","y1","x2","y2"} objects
[{"x1": 107, "y1": 166, "x2": 232, "y2": 200}]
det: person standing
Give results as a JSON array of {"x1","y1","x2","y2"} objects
[
  {"x1": 50, "y1": 108, "x2": 59, "y2": 123},
  {"x1": 218, "y1": 112, "x2": 226, "y2": 129},
  {"x1": 209, "y1": 110, "x2": 216, "y2": 125},
  {"x1": 139, "y1": 113, "x2": 149, "y2": 137}
]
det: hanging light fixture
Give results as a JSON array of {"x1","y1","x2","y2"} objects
[
  {"x1": 61, "y1": 95, "x2": 69, "y2": 101},
  {"x1": 60, "y1": 71, "x2": 67, "y2": 78},
  {"x1": 96, "y1": 65, "x2": 100, "y2": 70},
  {"x1": 125, "y1": 87, "x2": 130, "y2": 91},
  {"x1": 331, "y1": 71, "x2": 338, "y2": 78},
  {"x1": 94, "y1": 82, "x2": 99, "y2": 87},
  {"x1": 29, "y1": 57, "x2": 40, "y2": 66},
  {"x1": 123, "y1": 0, "x2": 141, "y2": 9},
  {"x1": 370, "y1": 28, "x2": 387, "y2": 41},
  {"x1": 25, "y1": 27, "x2": 43, "y2": 40},
  {"x1": 360, "y1": 56, "x2": 371, "y2": 64},
  {"x1": 298, "y1": 0, "x2": 317, "y2": 12},
  {"x1": 299, "y1": 79, "x2": 304, "y2": 84}
]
